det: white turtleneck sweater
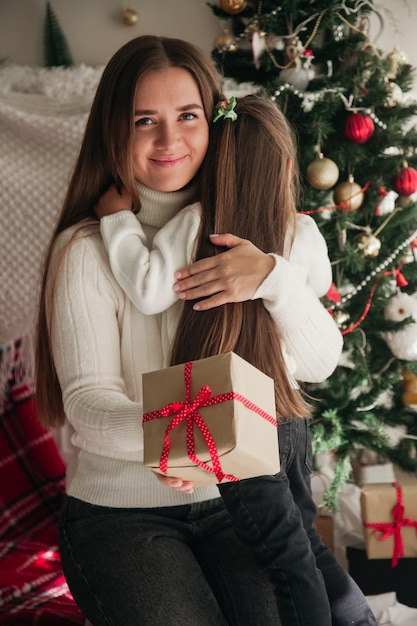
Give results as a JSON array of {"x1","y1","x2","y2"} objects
[{"x1": 50, "y1": 183, "x2": 342, "y2": 509}]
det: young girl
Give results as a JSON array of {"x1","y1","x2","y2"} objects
[{"x1": 95, "y1": 95, "x2": 377, "y2": 626}]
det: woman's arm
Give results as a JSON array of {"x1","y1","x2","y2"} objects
[
  {"x1": 49, "y1": 231, "x2": 144, "y2": 456},
  {"x1": 251, "y1": 254, "x2": 342, "y2": 382},
  {"x1": 174, "y1": 217, "x2": 342, "y2": 383}
]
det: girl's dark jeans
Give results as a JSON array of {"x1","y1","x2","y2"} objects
[{"x1": 218, "y1": 418, "x2": 378, "y2": 626}]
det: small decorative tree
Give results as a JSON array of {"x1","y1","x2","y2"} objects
[{"x1": 43, "y1": 1, "x2": 74, "y2": 68}]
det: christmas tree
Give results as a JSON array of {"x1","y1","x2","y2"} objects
[
  {"x1": 43, "y1": 1, "x2": 74, "y2": 68},
  {"x1": 208, "y1": 0, "x2": 417, "y2": 509}
]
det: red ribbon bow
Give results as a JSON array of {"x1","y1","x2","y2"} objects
[
  {"x1": 363, "y1": 481, "x2": 417, "y2": 567},
  {"x1": 143, "y1": 361, "x2": 277, "y2": 483}
]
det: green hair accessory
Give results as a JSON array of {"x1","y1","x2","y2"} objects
[{"x1": 213, "y1": 96, "x2": 238, "y2": 123}]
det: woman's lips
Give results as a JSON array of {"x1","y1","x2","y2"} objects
[{"x1": 150, "y1": 155, "x2": 187, "y2": 168}]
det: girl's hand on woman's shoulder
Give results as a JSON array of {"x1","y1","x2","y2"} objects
[{"x1": 173, "y1": 233, "x2": 275, "y2": 310}]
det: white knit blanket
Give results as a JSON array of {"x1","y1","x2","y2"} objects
[{"x1": 0, "y1": 62, "x2": 104, "y2": 389}]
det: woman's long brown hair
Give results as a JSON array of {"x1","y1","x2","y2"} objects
[
  {"x1": 35, "y1": 35, "x2": 223, "y2": 427},
  {"x1": 170, "y1": 95, "x2": 311, "y2": 420}
]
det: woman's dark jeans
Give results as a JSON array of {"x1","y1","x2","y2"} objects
[
  {"x1": 59, "y1": 419, "x2": 377, "y2": 626},
  {"x1": 218, "y1": 418, "x2": 378, "y2": 626},
  {"x1": 59, "y1": 496, "x2": 280, "y2": 625}
]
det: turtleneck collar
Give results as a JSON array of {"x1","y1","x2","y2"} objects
[{"x1": 136, "y1": 182, "x2": 198, "y2": 230}]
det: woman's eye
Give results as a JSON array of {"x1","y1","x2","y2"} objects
[
  {"x1": 181, "y1": 112, "x2": 197, "y2": 121},
  {"x1": 135, "y1": 117, "x2": 153, "y2": 126}
]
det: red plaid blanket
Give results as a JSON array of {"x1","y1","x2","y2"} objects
[{"x1": 0, "y1": 342, "x2": 84, "y2": 625}]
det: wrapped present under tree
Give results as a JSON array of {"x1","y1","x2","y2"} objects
[{"x1": 361, "y1": 481, "x2": 417, "y2": 567}]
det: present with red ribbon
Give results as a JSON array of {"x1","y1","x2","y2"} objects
[
  {"x1": 142, "y1": 352, "x2": 279, "y2": 485},
  {"x1": 361, "y1": 481, "x2": 417, "y2": 567}
]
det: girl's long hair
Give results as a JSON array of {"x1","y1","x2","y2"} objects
[
  {"x1": 170, "y1": 95, "x2": 311, "y2": 420},
  {"x1": 35, "y1": 36, "x2": 223, "y2": 427}
]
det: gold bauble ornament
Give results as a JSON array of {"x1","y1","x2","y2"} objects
[
  {"x1": 398, "y1": 195, "x2": 412, "y2": 207},
  {"x1": 219, "y1": 0, "x2": 247, "y2": 14},
  {"x1": 333, "y1": 175, "x2": 364, "y2": 211},
  {"x1": 306, "y1": 153, "x2": 339, "y2": 190},
  {"x1": 357, "y1": 231, "x2": 381, "y2": 258},
  {"x1": 121, "y1": 7, "x2": 139, "y2": 26},
  {"x1": 402, "y1": 367, "x2": 417, "y2": 405},
  {"x1": 213, "y1": 30, "x2": 237, "y2": 51},
  {"x1": 333, "y1": 306, "x2": 350, "y2": 329}
]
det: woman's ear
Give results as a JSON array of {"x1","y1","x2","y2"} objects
[{"x1": 287, "y1": 159, "x2": 292, "y2": 174}]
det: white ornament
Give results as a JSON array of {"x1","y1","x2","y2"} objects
[
  {"x1": 375, "y1": 190, "x2": 398, "y2": 216},
  {"x1": 383, "y1": 291, "x2": 417, "y2": 360},
  {"x1": 252, "y1": 31, "x2": 265, "y2": 70},
  {"x1": 280, "y1": 65, "x2": 315, "y2": 91}
]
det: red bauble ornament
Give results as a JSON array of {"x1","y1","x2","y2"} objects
[
  {"x1": 392, "y1": 163, "x2": 417, "y2": 196},
  {"x1": 344, "y1": 112, "x2": 375, "y2": 144}
]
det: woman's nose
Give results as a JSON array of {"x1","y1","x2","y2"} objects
[{"x1": 155, "y1": 122, "x2": 178, "y2": 148}]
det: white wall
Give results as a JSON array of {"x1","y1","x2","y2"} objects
[
  {"x1": 0, "y1": 0, "x2": 416, "y2": 72},
  {"x1": 370, "y1": 1, "x2": 417, "y2": 84},
  {"x1": 0, "y1": 0, "x2": 221, "y2": 66}
]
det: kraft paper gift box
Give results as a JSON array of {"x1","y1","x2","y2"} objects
[
  {"x1": 360, "y1": 481, "x2": 417, "y2": 566},
  {"x1": 142, "y1": 352, "x2": 280, "y2": 485}
]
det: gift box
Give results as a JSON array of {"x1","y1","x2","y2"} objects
[
  {"x1": 315, "y1": 514, "x2": 334, "y2": 551},
  {"x1": 142, "y1": 352, "x2": 279, "y2": 485},
  {"x1": 360, "y1": 481, "x2": 417, "y2": 566},
  {"x1": 347, "y1": 543, "x2": 417, "y2": 608},
  {"x1": 351, "y1": 449, "x2": 396, "y2": 486}
]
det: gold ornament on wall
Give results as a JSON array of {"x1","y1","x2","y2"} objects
[
  {"x1": 122, "y1": 7, "x2": 139, "y2": 26},
  {"x1": 219, "y1": 0, "x2": 247, "y2": 14}
]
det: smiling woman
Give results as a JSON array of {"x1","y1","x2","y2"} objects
[
  {"x1": 34, "y1": 35, "x2": 282, "y2": 626},
  {"x1": 132, "y1": 67, "x2": 209, "y2": 193}
]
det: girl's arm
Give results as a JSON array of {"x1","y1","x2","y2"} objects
[{"x1": 97, "y1": 188, "x2": 201, "y2": 315}]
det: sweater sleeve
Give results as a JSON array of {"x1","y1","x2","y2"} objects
[
  {"x1": 49, "y1": 232, "x2": 144, "y2": 457},
  {"x1": 100, "y1": 203, "x2": 201, "y2": 315},
  {"x1": 286, "y1": 213, "x2": 333, "y2": 297},
  {"x1": 252, "y1": 214, "x2": 343, "y2": 383}
]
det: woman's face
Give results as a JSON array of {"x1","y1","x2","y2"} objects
[{"x1": 133, "y1": 67, "x2": 209, "y2": 192}]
